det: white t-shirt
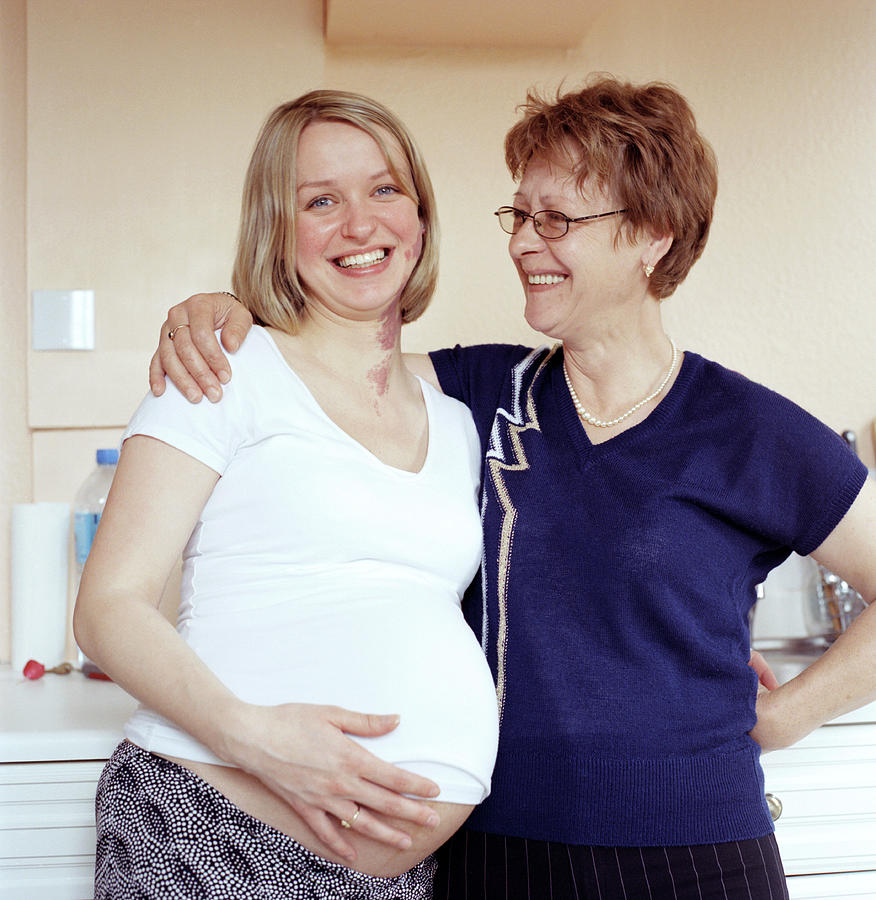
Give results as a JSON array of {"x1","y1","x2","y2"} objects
[{"x1": 122, "y1": 326, "x2": 499, "y2": 803}]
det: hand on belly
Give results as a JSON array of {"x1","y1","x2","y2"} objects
[{"x1": 166, "y1": 755, "x2": 472, "y2": 877}]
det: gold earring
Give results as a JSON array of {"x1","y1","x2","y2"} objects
[{"x1": 643, "y1": 263, "x2": 655, "y2": 278}]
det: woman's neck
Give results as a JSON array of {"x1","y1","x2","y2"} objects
[
  {"x1": 561, "y1": 310, "x2": 677, "y2": 421},
  {"x1": 268, "y1": 304, "x2": 413, "y2": 409}
]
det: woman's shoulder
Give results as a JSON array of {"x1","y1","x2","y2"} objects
[
  {"x1": 418, "y1": 375, "x2": 477, "y2": 433},
  {"x1": 226, "y1": 324, "x2": 284, "y2": 374},
  {"x1": 429, "y1": 342, "x2": 550, "y2": 393},
  {"x1": 679, "y1": 351, "x2": 848, "y2": 446},
  {"x1": 680, "y1": 351, "x2": 791, "y2": 410},
  {"x1": 430, "y1": 342, "x2": 544, "y2": 372},
  {"x1": 681, "y1": 351, "x2": 753, "y2": 391},
  {"x1": 129, "y1": 325, "x2": 285, "y2": 430},
  {"x1": 201, "y1": 325, "x2": 301, "y2": 404}
]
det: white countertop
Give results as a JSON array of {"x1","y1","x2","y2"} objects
[
  {"x1": 1, "y1": 662, "x2": 873, "y2": 765},
  {"x1": 823, "y1": 702, "x2": 876, "y2": 726},
  {"x1": 0, "y1": 665, "x2": 137, "y2": 763}
]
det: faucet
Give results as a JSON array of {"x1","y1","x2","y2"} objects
[{"x1": 814, "y1": 564, "x2": 865, "y2": 636}]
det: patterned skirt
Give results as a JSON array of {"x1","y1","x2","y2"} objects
[{"x1": 94, "y1": 740, "x2": 436, "y2": 900}]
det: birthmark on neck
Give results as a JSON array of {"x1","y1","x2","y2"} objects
[
  {"x1": 367, "y1": 356, "x2": 391, "y2": 408},
  {"x1": 366, "y1": 306, "x2": 401, "y2": 413},
  {"x1": 367, "y1": 356, "x2": 391, "y2": 394},
  {"x1": 377, "y1": 305, "x2": 401, "y2": 351}
]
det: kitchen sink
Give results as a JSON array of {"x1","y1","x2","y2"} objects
[{"x1": 753, "y1": 636, "x2": 832, "y2": 685}]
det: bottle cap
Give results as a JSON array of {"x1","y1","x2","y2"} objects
[{"x1": 96, "y1": 448, "x2": 120, "y2": 465}]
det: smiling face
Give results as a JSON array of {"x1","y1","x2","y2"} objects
[
  {"x1": 294, "y1": 120, "x2": 423, "y2": 324},
  {"x1": 509, "y1": 155, "x2": 652, "y2": 341}
]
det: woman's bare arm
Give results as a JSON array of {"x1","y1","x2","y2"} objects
[{"x1": 751, "y1": 477, "x2": 876, "y2": 751}]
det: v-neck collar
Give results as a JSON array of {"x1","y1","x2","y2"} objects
[{"x1": 554, "y1": 345, "x2": 697, "y2": 463}]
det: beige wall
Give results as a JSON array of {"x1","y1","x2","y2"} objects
[
  {"x1": 2, "y1": 0, "x2": 874, "y2": 661},
  {"x1": 1, "y1": 0, "x2": 31, "y2": 661}
]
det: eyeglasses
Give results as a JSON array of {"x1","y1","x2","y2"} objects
[{"x1": 494, "y1": 206, "x2": 628, "y2": 240}]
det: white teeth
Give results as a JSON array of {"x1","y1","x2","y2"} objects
[
  {"x1": 337, "y1": 249, "x2": 387, "y2": 268},
  {"x1": 528, "y1": 273, "x2": 566, "y2": 285}
]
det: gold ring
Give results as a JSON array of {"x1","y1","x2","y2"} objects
[
  {"x1": 339, "y1": 805, "x2": 361, "y2": 829},
  {"x1": 168, "y1": 324, "x2": 190, "y2": 341}
]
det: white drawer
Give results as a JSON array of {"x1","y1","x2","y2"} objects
[
  {"x1": 762, "y1": 724, "x2": 876, "y2": 876},
  {"x1": 0, "y1": 761, "x2": 104, "y2": 900},
  {"x1": 787, "y1": 869, "x2": 876, "y2": 898},
  {"x1": 0, "y1": 856, "x2": 93, "y2": 900}
]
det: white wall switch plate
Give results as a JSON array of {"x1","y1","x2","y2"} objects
[{"x1": 32, "y1": 289, "x2": 95, "y2": 350}]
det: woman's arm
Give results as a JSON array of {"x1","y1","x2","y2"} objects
[
  {"x1": 149, "y1": 292, "x2": 442, "y2": 397},
  {"x1": 751, "y1": 477, "x2": 876, "y2": 751},
  {"x1": 74, "y1": 435, "x2": 440, "y2": 862}
]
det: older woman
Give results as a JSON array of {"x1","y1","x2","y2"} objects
[
  {"x1": 74, "y1": 90, "x2": 499, "y2": 899},
  {"x1": 151, "y1": 77, "x2": 876, "y2": 899}
]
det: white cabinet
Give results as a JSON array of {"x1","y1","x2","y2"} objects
[
  {"x1": 784, "y1": 871, "x2": 876, "y2": 899},
  {"x1": 0, "y1": 668, "x2": 136, "y2": 900},
  {"x1": 2, "y1": 667, "x2": 875, "y2": 897},
  {"x1": 761, "y1": 713, "x2": 876, "y2": 898},
  {"x1": 0, "y1": 761, "x2": 106, "y2": 900}
]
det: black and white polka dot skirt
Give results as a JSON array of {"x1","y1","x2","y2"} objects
[{"x1": 94, "y1": 741, "x2": 436, "y2": 900}]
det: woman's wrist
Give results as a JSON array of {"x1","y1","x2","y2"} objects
[
  {"x1": 204, "y1": 697, "x2": 256, "y2": 765},
  {"x1": 754, "y1": 675, "x2": 827, "y2": 752}
]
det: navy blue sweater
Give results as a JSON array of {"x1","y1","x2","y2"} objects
[{"x1": 430, "y1": 343, "x2": 867, "y2": 846}]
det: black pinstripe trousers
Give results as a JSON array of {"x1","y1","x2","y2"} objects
[{"x1": 433, "y1": 830, "x2": 789, "y2": 900}]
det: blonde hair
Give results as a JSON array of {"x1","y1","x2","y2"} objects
[
  {"x1": 504, "y1": 76, "x2": 717, "y2": 299},
  {"x1": 232, "y1": 90, "x2": 439, "y2": 331}
]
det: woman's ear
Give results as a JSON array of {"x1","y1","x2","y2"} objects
[{"x1": 642, "y1": 232, "x2": 674, "y2": 271}]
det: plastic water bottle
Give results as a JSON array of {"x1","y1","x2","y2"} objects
[{"x1": 73, "y1": 448, "x2": 119, "y2": 670}]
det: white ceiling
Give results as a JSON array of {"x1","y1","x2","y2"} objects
[{"x1": 324, "y1": 0, "x2": 597, "y2": 49}]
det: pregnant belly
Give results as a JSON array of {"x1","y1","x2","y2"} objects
[
  {"x1": 159, "y1": 754, "x2": 473, "y2": 878},
  {"x1": 174, "y1": 588, "x2": 499, "y2": 874},
  {"x1": 194, "y1": 591, "x2": 500, "y2": 800}
]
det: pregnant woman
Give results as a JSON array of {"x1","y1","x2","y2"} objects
[{"x1": 73, "y1": 90, "x2": 499, "y2": 899}]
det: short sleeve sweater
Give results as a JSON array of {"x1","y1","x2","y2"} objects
[
  {"x1": 121, "y1": 326, "x2": 499, "y2": 804},
  {"x1": 429, "y1": 342, "x2": 868, "y2": 845}
]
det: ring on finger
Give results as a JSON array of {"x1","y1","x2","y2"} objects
[
  {"x1": 339, "y1": 804, "x2": 361, "y2": 829},
  {"x1": 168, "y1": 324, "x2": 190, "y2": 341}
]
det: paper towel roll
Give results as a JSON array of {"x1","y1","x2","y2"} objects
[{"x1": 11, "y1": 502, "x2": 71, "y2": 672}]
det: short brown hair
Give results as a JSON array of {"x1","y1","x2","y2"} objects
[
  {"x1": 504, "y1": 76, "x2": 717, "y2": 299},
  {"x1": 232, "y1": 90, "x2": 439, "y2": 331}
]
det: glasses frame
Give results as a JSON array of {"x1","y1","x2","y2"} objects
[{"x1": 494, "y1": 205, "x2": 628, "y2": 240}]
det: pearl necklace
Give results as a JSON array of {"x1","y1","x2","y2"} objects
[{"x1": 563, "y1": 338, "x2": 679, "y2": 428}]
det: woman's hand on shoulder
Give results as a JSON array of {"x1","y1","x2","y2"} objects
[
  {"x1": 149, "y1": 292, "x2": 254, "y2": 404},
  {"x1": 221, "y1": 702, "x2": 440, "y2": 862}
]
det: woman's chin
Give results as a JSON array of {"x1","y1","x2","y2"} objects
[{"x1": 523, "y1": 304, "x2": 562, "y2": 340}]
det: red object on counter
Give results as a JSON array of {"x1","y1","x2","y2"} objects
[
  {"x1": 23, "y1": 659, "x2": 45, "y2": 680},
  {"x1": 21, "y1": 659, "x2": 74, "y2": 680}
]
